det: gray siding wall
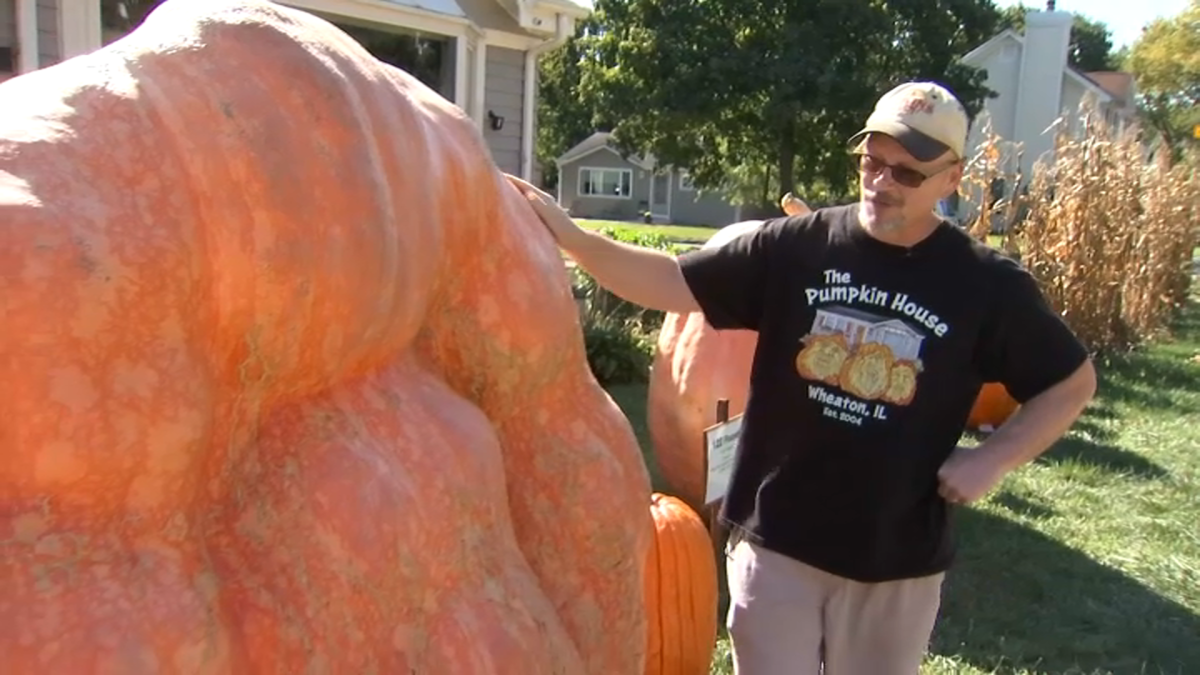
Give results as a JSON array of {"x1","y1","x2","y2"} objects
[
  {"x1": 530, "y1": 62, "x2": 542, "y2": 186},
  {"x1": 37, "y1": 0, "x2": 56, "y2": 66},
  {"x1": 1, "y1": 1, "x2": 14, "y2": 78},
  {"x1": 559, "y1": 149, "x2": 650, "y2": 221},
  {"x1": 670, "y1": 176, "x2": 739, "y2": 227},
  {"x1": 483, "y1": 45, "x2": 523, "y2": 176},
  {"x1": 0, "y1": 0, "x2": 58, "y2": 74}
]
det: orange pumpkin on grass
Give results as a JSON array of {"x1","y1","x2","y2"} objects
[
  {"x1": 644, "y1": 493, "x2": 720, "y2": 675},
  {"x1": 647, "y1": 199, "x2": 811, "y2": 511},
  {"x1": 0, "y1": 0, "x2": 652, "y2": 672},
  {"x1": 967, "y1": 382, "x2": 1021, "y2": 431}
]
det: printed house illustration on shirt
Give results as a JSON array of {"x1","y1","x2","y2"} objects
[{"x1": 811, "y1": 305, "x2": 925, "y2": 361}]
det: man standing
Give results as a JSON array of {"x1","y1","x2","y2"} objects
[{"x1": 507, "y1": 81, "x2": 1095, "y2": 674}]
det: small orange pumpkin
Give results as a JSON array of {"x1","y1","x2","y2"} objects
[
  {"x1": 644, "y1": 493, "x2": 720, "y2": 675},
  {"x1": 967, "y1": 382, "x2": 1021, "y2": 430}
]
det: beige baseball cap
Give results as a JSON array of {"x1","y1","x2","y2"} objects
[{"x1": 848, "y1": 81, "x2": 969, "y2": 162}]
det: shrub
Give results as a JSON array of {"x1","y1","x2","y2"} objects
[
  {"x1": 572, "y1": 226, "x2": 688, "y2": 384},
  {"x1": 581, "y1": 317, "x2": 656, "y2": 386}
]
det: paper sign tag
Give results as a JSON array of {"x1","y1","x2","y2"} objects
[{"x1": 703, "y1": 414, "x2": 743, "y2": 505}]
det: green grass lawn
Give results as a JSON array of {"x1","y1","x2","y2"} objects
[
  {"x1": 577, "y1": 218, "x2": 719, "y2": 246},
  {"x1": 606, "y1": 294, "x2": 1200, "y2": 675},
  {"x1": 577, "y1": 217, "x2": 1007, "y2": 251}
]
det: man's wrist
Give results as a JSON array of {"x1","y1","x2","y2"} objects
[
  {"x1": 975, "y1": 433, "x2": 1035, "y2": 474},
  {"x1": 559, "y1": 223, "x2": 600, "y2": 256}
]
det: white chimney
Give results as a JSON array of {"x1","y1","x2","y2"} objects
[{"x1": 1013, "y1": 6, "x2": 1073, "y2": 176}]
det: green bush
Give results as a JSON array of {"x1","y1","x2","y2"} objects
[
  {"x1": 572, "y1": 226, "x2": 683, "y2": 385},
  {"x1": 582, "y1": 317, "x2": 656, "y2": 386}
]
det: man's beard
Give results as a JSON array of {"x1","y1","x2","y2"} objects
[{"x1": 859, "y1": 198, "x2": 906, "y2": 233}]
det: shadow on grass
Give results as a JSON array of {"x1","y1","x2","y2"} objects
[
  {"x1": 1034, "y1": 433, "x2": 1170, "y2": 480},
  {"x1": 1087, "y1": 302, "x2": 1200, "y2": 414},
  {"x1": 990, "y1": 490, "x2": 1058, "y2": 520},
  {"x1": 966, "y1": 421, "x2": 1170, "y2": 481},
  {"x1": 932, "y1": 507, "x2": 1200, "y2": 675}
]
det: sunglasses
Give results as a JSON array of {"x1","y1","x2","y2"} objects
[{"x1": 855, "y1": 153, "x2": 956, "y2": 189}]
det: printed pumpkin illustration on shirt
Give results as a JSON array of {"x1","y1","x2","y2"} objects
[
  {"x1": 839, "y1": 342, "x2": 896, "y2": 400},
  {"x1": 883, "y1": 359, "x2": 922, "y2": 405},
  {"x1": 795, "y1": 304, "x2": 927, "y2": 405},
  {"x1": 795, "y1": 333, "x2": 852, "y2": 384}
]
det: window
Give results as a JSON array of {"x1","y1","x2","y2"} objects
[
  {"x1": 335, "y1": 23, "x2": 451, "y2": 100},
  {"x1": 678, "y1": 171, "x2": 695, "y2": 191},
  {"x1": 578, "y1": 167, "x2": 633, "y2": 199}
]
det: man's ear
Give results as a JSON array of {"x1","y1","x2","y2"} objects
[{"x1": 941, "y1": 162, "x2": 965, "y2": 198}]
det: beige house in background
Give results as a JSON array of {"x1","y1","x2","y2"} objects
[
  {"x1": 960, "y1": 4, "x2": 1139, "y2": 180},
  {"x1": 0, "y1": 0, "x2": 587, "y2": 181}
]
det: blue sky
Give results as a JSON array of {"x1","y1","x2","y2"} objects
[{"x1": 992, "y1": 0, "x2": 1188, "y2": 48}]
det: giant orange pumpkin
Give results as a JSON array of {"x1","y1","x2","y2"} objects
[
  {"x1": 967, "y1": 382, "x2": 1021, "y2": 431},
  {"x1": 0, "y1": 1, "x2": 652, "y2": 672},
  {"x1": 647, "y1": 198, "x2": 810, "y2": 511},
  {"x1": 644, "y1": 493, "x2": 720, "y2": 675}
]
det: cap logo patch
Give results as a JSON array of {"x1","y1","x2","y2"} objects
[{"x1": 901, "y1": 93, "x2": 936, "y2": 115}]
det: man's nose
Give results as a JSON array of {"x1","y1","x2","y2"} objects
[{"x1": 868, "y1": 166, "x2": 900, "y2": 189}]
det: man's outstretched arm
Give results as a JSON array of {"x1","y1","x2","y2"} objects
[{"x1": 507, "y1": 175, "x2": 700, "y2": 315}]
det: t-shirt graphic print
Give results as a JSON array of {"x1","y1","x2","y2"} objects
[{"x1": 794, "y1": 267, "x2": 948, "y2": 428}]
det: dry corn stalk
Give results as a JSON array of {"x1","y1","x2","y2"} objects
[{"x1": 961, "y1": 105, "x2": 1199, "y2": 352}]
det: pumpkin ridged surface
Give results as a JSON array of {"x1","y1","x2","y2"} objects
[
  {"x1": 643, "y1": 493, "x2": 719, "y2": 675},
  {"x1": 0, "y1": 1, "x2": 651, "y2": 672}
]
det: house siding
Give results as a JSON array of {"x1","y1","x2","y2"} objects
[
  {"x1": 669, "y1": 178, "x2": 738, "y2": 227},
  {"x1": 530, "y1": 61, "x2": 542, "y2": 186},
  {"x1": 559, "y1": 149, "x2": 650, "y2": 221},
  {"x1": 1, "y1": 1, "x2": 14, "y2": 79},
  {"x1": 977, "y1": 41, "x2": 1021, "y2": 140},
  {"x1": 1057, "y1": 74, "x2": 1106, "y2": 138},
  {"x1": 964, "y1": 40, "x2": 1024, "y2": 178},
  {"x1": 483, "y1": 45, "x2": 524, "y2": 175},
  {"x1": 36, "y1": 0, "x2": 56, "y2": 66},
  {"x1": 0, "y1": 0, "x2": 58, "y2": 76}
]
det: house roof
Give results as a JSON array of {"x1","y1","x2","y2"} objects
[
  {"x1": 382, "y1": 0, "x2": 467, "y2": 18},
  {"x1": 960, "y1": 29, "x2": 1023, "y2": 64},
  {"x1": 960, "y1": 28, "x2": 1114, "y2": 103},
  {"x1": 455, "y1": 0, "x2": 535, "y2": 34},
  {"x1": 556, "y1": 131, "x2": 654, "y2": 169},
  {"x1": 381, "y1": 0, "x2": 587, "y2": 34},
  {"x1": 537, "y1": 0, "x2": 593, "y2": 18},
  {"x1": 1084, "y1": 71, "x2": 1135, "y2": 102}
]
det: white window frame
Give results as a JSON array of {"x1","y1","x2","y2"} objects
[
  {"x1": 577, "y1": 166, "x2": 634, "y2": 199},
  {"x1": 677, "y1": 170, "x2": 695, "y2": 191}
]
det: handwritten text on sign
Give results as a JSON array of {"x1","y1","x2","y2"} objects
[{"x1": 704, "y1": 414, "x2": 743, "y2": 505}]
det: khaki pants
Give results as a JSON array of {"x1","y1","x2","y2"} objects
[{"x1": 725, "y1": 538, "x2": 944, "y2": 675}]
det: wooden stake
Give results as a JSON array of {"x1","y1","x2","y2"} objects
[{"x1": 709, "y1": 399, "x2": 731, "y2": 551}]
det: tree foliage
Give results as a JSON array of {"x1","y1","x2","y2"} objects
[
  {"x1": 1126, "y1": 0, "x2": 1200, "y2": 160},
  {"x1": 558, "y1": 0, "x2": 1003, "y2": 206},
  {"x1": 996, "y1": 3, "x2": 1120, "y2": 72},
  {"x1": 536, "y1": 17, "x2": 616, "y2": 189}
]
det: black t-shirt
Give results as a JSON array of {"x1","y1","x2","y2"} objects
[{"x1": 677, "y1": 203, "x2": 1089, "y2": 582}]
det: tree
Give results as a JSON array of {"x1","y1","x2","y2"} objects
[
  {"x1": 575, "y1": 0, "x2": 1002, "y2": 206},
  {"x1": 101, "y1": 0, "x2": 164, "y2": 34},
  {"x1": 536, "y1": 17, "x2": 617, "y2": 190},
  {"x1": 1125, "y1": 0, "x2": 1200, "y2": 161},
  {"x1": 997, "y1": 3, "x2": 1119, "y2": 72}
]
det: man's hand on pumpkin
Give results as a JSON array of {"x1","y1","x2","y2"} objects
[{"x1": 505, "y1": 173, "x2": 588, "y2": 249}]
